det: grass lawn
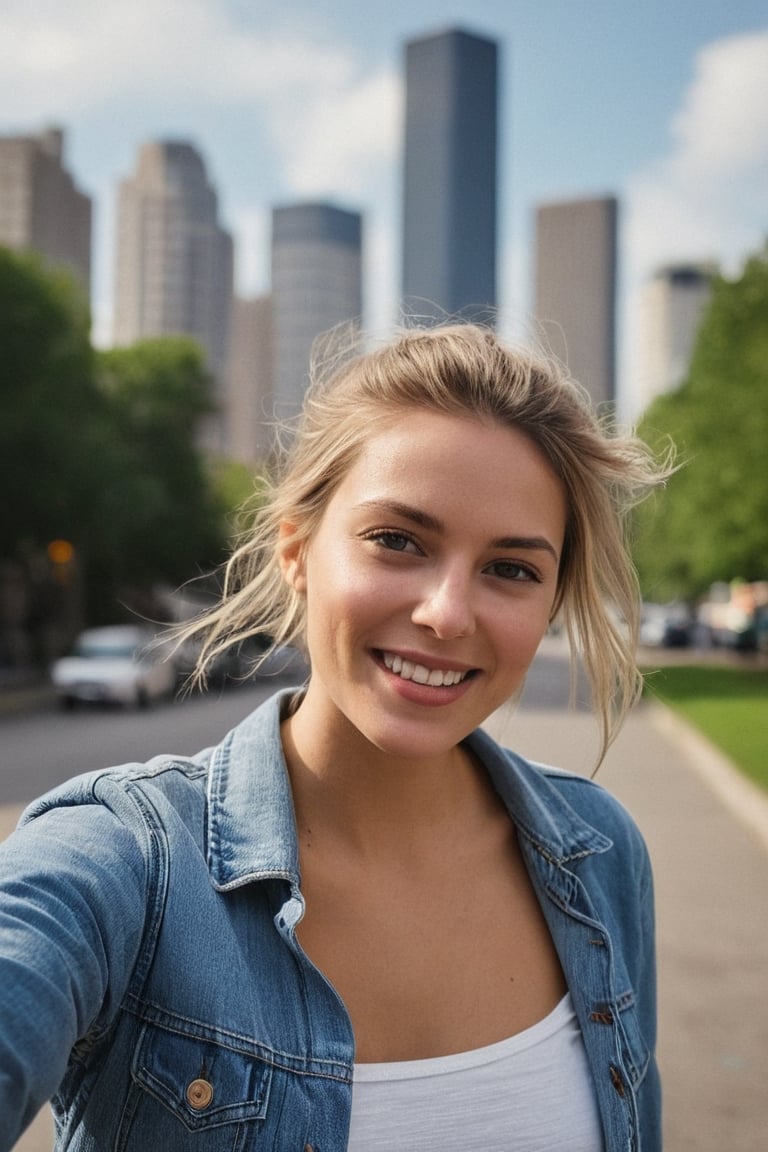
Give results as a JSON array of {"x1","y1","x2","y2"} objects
[{"x1": 642, "y1": 663, "x2": 768, "y2": 792}]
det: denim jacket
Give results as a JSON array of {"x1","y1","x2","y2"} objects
[{"x1": 0, "y1": 689, "x2": 660, "y2": 1151}]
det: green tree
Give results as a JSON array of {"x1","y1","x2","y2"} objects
[
  {"x1": 634, "y1": 247, "x2": 768, "y2": 600},
  {"x1": 0, "y1": 246, "x2": 104, "y2": 559},
  {"x1": 209, "y1": 457, "x2": 265, "y2": 533},
  {"x1": 91, "y1": 338, "x2": 228, "y2": 614},
  {"x1": 0, "y1": 249, "x2": 243, "y2": 644}
]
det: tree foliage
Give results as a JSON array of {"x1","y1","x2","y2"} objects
[
  {"x1": 0, "y1": 247, "x2": 103, "y2": 557},
  {"x1": 0, "y1": 248, "x2": 234, "y2": 628},
  {"x1": 634, "y1": 247, "x2": 768, "y2": 600},
  {"x1": 94, "y1": 338, "x2": 227, "y2": 592}
]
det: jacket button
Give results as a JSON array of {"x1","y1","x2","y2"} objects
[
  {"x1": 609, "y1": 1064, "x2": 626, "y2": 1098},
  {"x1": 187, "y1": 1078, "x2": 214, "y2": 1110}
]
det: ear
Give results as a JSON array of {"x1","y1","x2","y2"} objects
[{"x1": 278, "y1": 522, "x2": 307, "y2": 594}]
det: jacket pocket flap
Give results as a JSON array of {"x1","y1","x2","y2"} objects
[{"x1": 133, "y1": 1022, "x2": 272, "y2": 1130}]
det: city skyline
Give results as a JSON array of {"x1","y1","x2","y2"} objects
[{"x1": 1, "y1": 1, "x2": 766, "y2": 415}]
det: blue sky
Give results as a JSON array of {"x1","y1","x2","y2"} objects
[{"x1": 2, "y1": 0, "x2": 767, "y2": 411}]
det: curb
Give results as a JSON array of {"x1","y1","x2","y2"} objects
[{"x1": 646, "y1": 700, "x2": 768, "y2": 855}]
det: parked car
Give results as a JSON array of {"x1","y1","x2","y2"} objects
[
  {"x1": 639, "y1": 602, "x2": 693, "y2": 648},
  {"x1": 50, "y1": 625, "x2": 177, "y2": 709},
  {"x1": 699, "y1": 581, "x2": 768, "y2": 652},
  {"x1": 172, "y1": 633, "x2": 273, "y2": 690}
]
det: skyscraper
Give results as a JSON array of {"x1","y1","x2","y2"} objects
[
  {"x1": 402, "y1": 28, "x2": 498, "y2": 322},
  {"x1": 635, "y1": 262, "x2": 714, "y2": 416},
  {"x1": 227, "y1": 294, "x2": 274, "y2": 465},
  {"x1": 113, "y1": 141, "x2": 233, "y2": 394},
  {"x1": 534, "y1": 196, "x2": 618, "y2": 408},
  {"x1": 0, "y1": 126, "x2": 91, "y2": 293},
  {"x1": 271, "y1": 202, "x2": 362, "y2": 421}
]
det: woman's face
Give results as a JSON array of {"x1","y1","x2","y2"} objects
[{"x1": 283, "y1": 410, "x2": 567, "y2": 763}]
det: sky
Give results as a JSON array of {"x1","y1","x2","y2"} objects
[{"x1": 1, "y1": 0, "x2": 767, "y2": 414}]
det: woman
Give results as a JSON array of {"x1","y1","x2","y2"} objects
[{"x1": 0, "y1": 324, "x2": 665, "y2": 1150}]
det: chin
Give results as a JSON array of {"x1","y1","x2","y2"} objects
[{"x1": 360, "y1": 713, "x2": 477, "y2": 762}]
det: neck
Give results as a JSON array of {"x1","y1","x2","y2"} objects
[{"x1": 280, "y1": 701, "x2": 493, "y2": 861}]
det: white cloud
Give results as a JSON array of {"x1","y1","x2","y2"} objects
[
  {"x1": 0, "y1": 0, "x2": 355, "y2": 116},
  {"x1": 670, "y1": 31, "x2": 768, "y2": 176},
  {"x1": 276, "y1": 68, "x2": 402, "y2": 200},
  {"x1": 0, "y1": 0, "x2": 403, "y2": 335},
  {"x1": 625, "y1": 29, "x2": 768, "y2": 278},
  {"x1": 622, "y1": 29, "x2": 768, "y2": 417},
  {"x1": 0, "y1": 0, "x2": 401, "y2": 202}
]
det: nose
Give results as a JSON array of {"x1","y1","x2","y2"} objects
[{"x1": 411, "y1": 564, "x2": 477, "y2": 639}]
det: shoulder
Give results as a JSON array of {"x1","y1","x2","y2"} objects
[
  {"x1": 17, "y1": 748, "x2": 212, "y2": 854},
  {"x1": 539, "y1": 764, "x2": 647, "y2": 847},
  {"x1": 469, "y1": 726, "x2": 650, "y2": 871},
  {"x1": 542, "y1": 764, "x2": 654, "y2": 892}
]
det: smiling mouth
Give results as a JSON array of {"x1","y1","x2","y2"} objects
[{"x1": 380, "y1": 651, "x2": 473, "y2": 687}]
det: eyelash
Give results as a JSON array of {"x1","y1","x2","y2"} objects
[
  {"x1": 363, "y1": 531, "x2": 542, "y2": 583},
  {"x1": 485, "y1": 560, "x2": 541, "y2": 584},
  {"x1": 364, "y1": 529, "x2": 421, "y2": 554}
]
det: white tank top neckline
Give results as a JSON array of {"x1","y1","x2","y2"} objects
[{"x1": 347, "y1": 992, "x2": 604, "y2": 1151}]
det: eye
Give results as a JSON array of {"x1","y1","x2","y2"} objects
[
  {"x1": 485, "y1": 560, "x2": 541, "y2": 583},
  {"x1": 364, "y1": 530, "x2": 422, "y2": 554}
]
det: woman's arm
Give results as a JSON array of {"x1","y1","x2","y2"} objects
[{"x1": 0, "y1": 801, "x2": 148, "y2": 1149}]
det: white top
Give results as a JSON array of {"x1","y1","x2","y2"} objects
[{"x1": 347, "y1": 993, "x2": 603, "y2": 1151}]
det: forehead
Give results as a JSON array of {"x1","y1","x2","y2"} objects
[{"x1": 326, "y1": 409, "x2": 567, "y2": 536}]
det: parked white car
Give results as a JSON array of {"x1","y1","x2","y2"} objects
[{"x1": 50, "y1": 625, "x2": 177, "y2": 709}]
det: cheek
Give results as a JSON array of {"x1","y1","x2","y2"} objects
[
  {"x1": 493, "y1": 602, "x2": 553, "y2": 663},
  {"x1": 304, "y1": 552, "x2": 385, "y2": 634}
]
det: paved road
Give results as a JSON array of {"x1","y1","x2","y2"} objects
[{"x1": 5, "y1": 637, "x2": 768, "y2": 1150}]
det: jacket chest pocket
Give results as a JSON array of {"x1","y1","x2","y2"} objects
[{"x1": 123, "y1": 1021, "x2": 273, "y2": 1145}]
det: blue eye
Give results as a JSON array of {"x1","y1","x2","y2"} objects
[
  {"x1": 374, "y1": 531, "x2": 417, "y2": 552},
  {"x1": 487, "y1": 560, "x2": 540, "y2": 583},
  {"x1": 362, "y1": 529, "x2": 423, "y2": 555}
]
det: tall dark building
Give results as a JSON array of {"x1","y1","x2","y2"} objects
[
  {"x1": 534, "y1": 196, "x2": 618, "y2": 408},
  {"x1": 402, "y1": 28, "x2": 498, "y2": 322}
]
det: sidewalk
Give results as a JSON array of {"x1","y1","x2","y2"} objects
[{"x1": 6, "y1": 680, "x2": 768, "y2": 1151}]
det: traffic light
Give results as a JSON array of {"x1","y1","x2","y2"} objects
[{"x1": 47, "y1": 539, "x2": 75, "y2": 584}]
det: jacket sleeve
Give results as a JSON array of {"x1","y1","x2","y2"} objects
[{"x1": 0, "y1": 799, "x2": 148, "y2": 1150}]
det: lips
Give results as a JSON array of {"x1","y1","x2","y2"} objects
[{"x1": 380, "y1": 651, "x2": 472, "y2": 687}]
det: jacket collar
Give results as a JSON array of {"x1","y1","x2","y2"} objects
[
  {"x1": 465, "y1": 726, "x2": 612, "y2": 863},
  {"x1": 206, "y1": 689, "x2": 610, "y2": 891},
  {"x1": 206, "y1": 688, "x2": 303, "y2": 890}
]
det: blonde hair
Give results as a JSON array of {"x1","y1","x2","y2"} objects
[{"x1": 180, "y1": 323, "x2": 670, "y2": 763}]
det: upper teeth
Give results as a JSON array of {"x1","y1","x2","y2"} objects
[{"x1": 382, "y1": 652, "x2": 468, "y2": 687}]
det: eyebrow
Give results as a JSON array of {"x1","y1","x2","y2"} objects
[{"x1": 356, "y1": 499, "x2": 561, "y2": 563}]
